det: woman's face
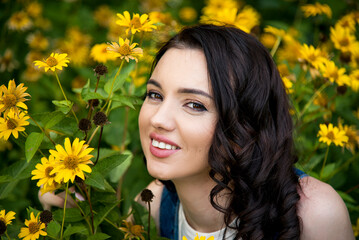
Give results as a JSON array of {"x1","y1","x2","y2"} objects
[{"x1": 138, "y1": 48, "x2": 218, "y2": 182}]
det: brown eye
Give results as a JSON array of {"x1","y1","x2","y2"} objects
[
  {"x1": 147, "y1": 91, "x2": 162, "y2": 100},
  {"x1": 186, "y1": 102, "x2": 207, "y2": 112}
]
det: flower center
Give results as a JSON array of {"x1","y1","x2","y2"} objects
[
  {"x1": 28, "y1": 222, "x2": 40, "y2": 234},
  {"x1": 46, "y1": 56, "x2": 58, "y2": 67},
  {"x1": 118, "y1": 44, "x2": 131, "y2": 56},
  {"x1": 3, "y1": 94, "x2": 17, "y2": 108},
  {"x1": 130, "y1": 17, "x2": 142, "y2": 28},
  {"x1": 45, "y1": 167, "x2": 55, "y2": 178},
  {"x1": 64, "y1": 155, "x2": 78, "y2": 169},
  {"x1": 327, "y1": 131, "x2": 335, "y2": 141},
  {"x1": 6, "y1": 119, "x2": 17, "y2": 130},
  {"x1": 339, "y1": 38, "x2": 349, "y2": 47},
  {"x1": 130, "y1": 225, "x2": 143, "y2": 236}
]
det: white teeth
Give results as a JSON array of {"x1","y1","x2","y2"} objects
[
  {"x1": 152, "y1": 140, "x2": 159, "y2": 147},
  {"x1": 152, "y1": 139, "x2": 177, "y2": 150}
]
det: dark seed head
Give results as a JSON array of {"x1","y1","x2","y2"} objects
[
  {"x1": 337, "y1": 85, "x2": 347, "y2": 95},
  {"x1": 40, "y1": 210, "x2": 53, "y2": 224},
  {"x1": 0, "y1": 220, "x2": 6, "y2": 235},
  {"x1": 93, "y1": 112, "x2": 109, "y2": 126},
  {"x1": 140, "y1": 189, "x2": 154, "y2": 203},
  {"x1": 94, "y1": 64, "x2": 108, "y2": 76},
  {"x1": 89, "y1": 99, "x2": 100, "y2": 108},
  {"x1": 78, "y1": 118, "x2": 92, "y2": 131}
]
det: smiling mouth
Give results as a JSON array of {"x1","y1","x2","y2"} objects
[{"x1": 151, "y1": 139, "x2": 180, "y2": 150}]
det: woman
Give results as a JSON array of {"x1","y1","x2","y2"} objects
[
  {"x1": 137, "y1": 24, "x2": 354, "y2": 239},
  {"x1": 40, "y1": 24, "x2": 354, "y2": 239}
]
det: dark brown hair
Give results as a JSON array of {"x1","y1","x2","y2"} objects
[{"x1": 153, "y1": 24, "x2": 301, "y2": 240}]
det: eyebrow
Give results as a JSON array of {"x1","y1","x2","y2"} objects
[{"x1": 147, "y1": 79, "x2": 213, "y2": 99}]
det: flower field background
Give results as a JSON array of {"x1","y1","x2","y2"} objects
[{"x1": 0, "y1": 0, "x2": 359, "y2": 239}]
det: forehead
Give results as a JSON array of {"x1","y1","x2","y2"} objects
[{"x1": 151, "y1": 48, "x2": 211, "y2": 91}]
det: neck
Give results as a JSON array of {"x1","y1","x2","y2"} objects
[{"x1": 173, "y1": 173, "x2": 230, "y2": 233}]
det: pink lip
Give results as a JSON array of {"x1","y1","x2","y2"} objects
[{"x1": 149, "y1": 132, "x2": 180, "y2": 158}]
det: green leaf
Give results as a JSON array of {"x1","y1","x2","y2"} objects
[
  {"x1": 94, "y1": 200, "x2": 121, "y2": 228},
  {"x1": 322, "y1": 163, "x2": 336, "y2": 180},
  {"x1": 337, "y1": 191, "x2": 357, "y2": 204},
  {"x1": 25, "y1": 132, "x2": 44, "y2": 162},
  {"x1": 47, "y1": 220, "x2": 61, "y2": 238},
  {"x1": 63, "y1": 224, "x2": 88, "y2": 238},
  {"x1": 85, "y1": 171, "x2": 105, "y2": 190},
  {"x1": 87, "y1": 233, "x2": 110, "y2": 240},
  {"x1": 53, "y1": 208, "x2": 84, "y2": 222},
  {"x1": 93, "y1": 151, "x2": 132, "y2": 176},
  {"x1": 82, "y1": 92, "x2": 107, "y2": 101},
  {"x1": 109, "y1": 151, "x2": 133, "y2": 183},
  {"x1": 44, "y1": 111, "x2": 66, "y2": 129},
  {"x1": 52, "y1": 100, "x2": 74, "y2": 114},
  {"x1": 0, "y1": 161, "x2": 30, "y2": 199}
]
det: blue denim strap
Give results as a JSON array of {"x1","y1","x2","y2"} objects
[
  {"x1": 294, "y1": 168, "x2": 309, "y2": 180},
  {"x1": 160, "y1": 186, "x2": 180, "y2": 240}
]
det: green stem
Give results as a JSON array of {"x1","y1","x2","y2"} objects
[
  {"x1": 5, "y1": 231, "x2": 11, "y2": 240},
  {"x1": 320, "y1": 145, "x2": 330, "y2": 180},
  {"x1": 101, "y1": 60, "x2": 125, "y2": 113},
  {"x1": 327, "y1": 152, "x2": 359, "y2": 180},
  {"x1": 60, "y1": 182, "x2": 69, "y2": 240},
  {"x1": 120, "y1": 107, "x2": 129, "y2": 151},
  {"x1": 298, "y1": 81, "x2": 331, "y2": 120},
  {"x1": 27, "y1": 113, "x2": 56, "y2": 146},
  {"x1": 68, "y1": 189, "x2": 93, "y2": 234},
  {"x1": 87, "y1": 126, "x2": 100, "y2": 145},
  {"x1": 54, "y1": 72, "x2": 79, "y2": 124},
  {"x1": 270, "y1": 36, "x2": 282, "y2": 57}
]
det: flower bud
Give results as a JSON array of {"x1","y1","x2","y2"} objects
[
  {"x1": 93, "y1": 112, "x2": 109, "y2": 126},
  {"x1": 94, "y1": 64, "x2": 108, "y2": 76},
  {"x1": 140, "y1": 189, "x2": 154, "y2": 203},
  {"x1": 40, "y1": 210, "x2": 53, "y2": 224},
  {"x1": 78, "y1": 118, "x2": 92, "y2": 131}
]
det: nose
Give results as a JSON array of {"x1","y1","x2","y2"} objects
[{"x1": 150, "y1": 99, "x2": 176, "y2": 132}]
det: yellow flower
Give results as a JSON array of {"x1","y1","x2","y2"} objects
[
  {"x1": 200, "y1": 6, "x2": 260, "y2": 33},
  {"x1": 330, "y1": 25, "x2": 356, "y2": 53},
  {"x1": 179, "y1": 7, "x2": 197, "y2": 22},
  {"x1": 93, "y1": 5, "x2": 115, "y2": 28},
  {"x1": 0, "y1": 109, "x2": 30, "y2": 140},
  {"x1": 90, "y1": 43, "x2": 117, "y2": 63},
  {"x1": 0, "y1": 79, "x2": 31, "y2": 118},
  {"x1": 183, "y1": 233, "x2": 215, "y2": 240},
  {"x1": 18, "y1": 212, "x2": 47, "y2": 240},
  {"x1": 301, "y1": 2, "x2": 332, "y2": 18},
  {"x1": 0, "y1": 210, "x2": 16, "y2": 225},
  {"x1": 107, "y1": 16, "x2": 127, "y2": 41},
  {"x1": 349, "y1": 42, "x2": 359, "y2": 68},
  {"x1": 282, "y1": 76, "x2": 293, "y2": 94},
  {"x1": 349, "y1": 70, "x2": 359, "y2": 92},
  {"x1": 33, "y1": 52, "x2": 70, "y2": 72},
  {"x1": 0, "y1": 49, "x2": 19, "y2": 72},
  {"x1": 31, "y1": 155, "x2": 59, "y2": 189},
  {"x1": 338, "y1": 120, "x2": 359, "y2": 153},
  {"x1": 202, "y1": 0, "x2": 241, "y2": 17},
  {"x1": 317, "y1": 123, "x2": 348, "y2": 147},
  {"x1": 7, "y1": 11, "x2": 33, "y2": 31},
  {"x1": 22, "y1": 67, "x2": 42, "y2": 83},
  {"x1": 264, "y1": 26, "x2": 286, "y2": 38},
  {"x1": 260, "y1": 33, "x2": 277, "y2": 49},
  {"x1": 107, "y1": 37, "x2": 143, "y2": 62},
  {"x1": 353, "y1": 218, "x2": 359, "y2": 237},
  {"x1": 119, "y1": 220, "x2": 145, "y2": 240},
  {"x1": 319, "y1": 60, "x2": 350, "y2": 86},
  {"x1": 27, "y1": 32, "x2": 49, "y2": 51},
  {"x1": 277, "y1": 40, "x2": 302, "y2": 65},
  {"x1": 49, "y1": 138, "x2": 94, "y2": 183},
  {"x1": 26, "y1": 2, "x2": 43, "y2": 18},
  {"x1": 298, "y1": 44, "x2": 328, "y2": 69},
  {"x1": 116, "y1": 11, "x2": 157, "y2": 35},
  {"x1": 336, "y1": 14, "x2": 356, "y2": 33}
]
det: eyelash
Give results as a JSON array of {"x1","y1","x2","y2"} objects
[{"x1": 146, "y1": 91, "x2": 208, "y2": 112}]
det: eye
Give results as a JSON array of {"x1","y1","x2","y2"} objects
[
  {"x1": 186, "y1": 102, "x2": 207, "y2": 112},
  {"x1": 146, "y1": 91, "x2": 162, "y2": 101}
]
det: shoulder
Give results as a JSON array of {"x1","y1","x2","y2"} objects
[
  {"x1": 135, "y1": 179, "x2": 164, "y2": 229},
  {"x1": 297, "y1": 176, "x2": 355, "y2": 240}
]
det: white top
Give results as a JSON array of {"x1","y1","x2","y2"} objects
[{"x1": 178, "y1": 203, "x2": 238, "y2": 240}]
